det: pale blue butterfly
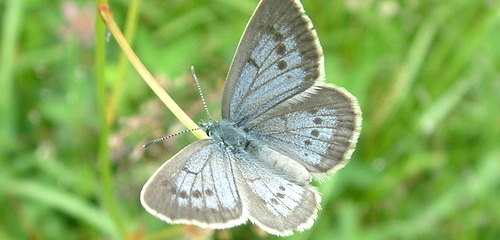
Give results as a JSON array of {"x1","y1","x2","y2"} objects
[{"x1": 140, "y1": 0, "x2": 361, "y2": 236}]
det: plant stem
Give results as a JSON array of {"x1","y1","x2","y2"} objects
[
  {"x1": 98, "y1": 4, "x2": 209, "y2": 140},
  {"x1": 95, "y1": 0, "x2": 128, "y2": 238}
]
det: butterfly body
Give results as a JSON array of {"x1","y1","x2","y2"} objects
[
  {"x1": 141, "y1": 0, "x2": 361, "y2": 236},
  {"x1": 203, "y1": 120, "x2": 255, "y2": 152}
]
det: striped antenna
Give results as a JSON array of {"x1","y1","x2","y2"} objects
[
  {"x1": 191, "y1": 66, "x2": 212, "y2": 121},
  {"x1": 143, "y1": 128, "x2": 201, "y2": 148}
]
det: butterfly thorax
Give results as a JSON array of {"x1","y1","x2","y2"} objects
[{"x1": 202, "y1": 120, "x2": 255, "y2": 153}]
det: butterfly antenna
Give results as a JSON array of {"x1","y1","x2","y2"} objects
[
  {"x1": 143, "y1": 128, "x2": 201, "y2": 148},
  {"x1": 191, "y1": 66, "x2": 212, "y2": 121}
]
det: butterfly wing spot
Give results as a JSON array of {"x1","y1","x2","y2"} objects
[
  {"x1": 204, "y1": 189, "x2": 214, "y2": 196},
  {"x1": 304, "y1": 140, "x2": 312, "y2": 146},
  {"x1": 313, "y1": 117, "x2": 323, "y2": 125},
  {"x1": 279, "y1": 185, "x2": 285, "y2": 191},
  {"x1": 266, "y1": 25, "x2": 285, "y2": 41},
  {"x1": 311, "y1": 129, "x2": 319, "y2": 137},
  {"x1": 192, "y1": 190, "x2": 202, "y2": 198},
  {"x1": 277, "y1": 193, "x2": 285, "y2": 198},
  {"x1": 278, "y1": 60, "x2": 287, "y2": 70},
  {"x1": 270, "y1": 198, "x2": 279, "y2": 205},
  {"x1": 179, "y1": 191, "x2": 188, "y2": 199},
  {"x1": 276, "y1": 43, "x2": 287, "y2": 55}
]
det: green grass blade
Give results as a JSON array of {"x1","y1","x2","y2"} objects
[{"x1": 0, "y1": 0, "x2": 24, "y2": 154}]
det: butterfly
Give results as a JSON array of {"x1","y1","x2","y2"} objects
[{"x1": 140, "y1": 0, "x2": 361, "y2": 236}]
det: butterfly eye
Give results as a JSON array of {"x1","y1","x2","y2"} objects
[{"x1": 200, "y1": 122, "x2": 212, "y2": 135}]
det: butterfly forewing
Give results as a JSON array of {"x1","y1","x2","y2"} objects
[
  {"x1": 234, "y1": 152, "x2": 320, "y2": 236},
  {"x1": 140, "y1": 140, "x2": 245, "y2": 228},
  {"x1": 247, "y1": 85, "x2": 362, "y2": 173},
  {"x1": 222, "y1": 0, "x2": 324, "y2": 123}
]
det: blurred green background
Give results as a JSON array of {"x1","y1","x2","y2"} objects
[{"x1": 0, "y1": 0, "x2": 498, "y2": 239}]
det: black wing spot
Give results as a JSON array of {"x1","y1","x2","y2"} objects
[
  {"x1": 276, "y1": 43, "x2": 287, "y2": 55},
  {"x1": 311, "y1": 129, "x2": 320, "y2": 137},
  {"x1": 265, "y1": 25, "x2": 284, "y2": 41},
  {"x1": 192, "y1": 190, "x2": 201, "y2": 198},
  {"x1": 278, "y1": 60, "x2": 287, "y2": 70},
  {"x1": 205, "y1": 189, "x2": 214, "y2": 196},
  {"x1": 244, "y1": 140, "x2": 251, "y2": 150},
  {"x1": 179, "y1": 191, "x2": 188, "y2": 199},
  {"x1": 313, "y1": 117, "x2": 323, "y2": 125}
]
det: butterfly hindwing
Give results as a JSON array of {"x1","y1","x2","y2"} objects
[
  {"x1": 247, "y1": 85, "x2": 362, "y2": 173},
  {"x1": 234, "y1": 152, "x2": 320, "y2": 236},
  {"x1": 140, "y1": 140, "x2": 245, "y2": 228},
  {"x1": 222, "y1": 0, "x2": 324, "y2": 124}
]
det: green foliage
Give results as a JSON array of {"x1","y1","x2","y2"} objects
[{"x1": 0, "y1": 0, "x2": 498, "y2": 239}]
